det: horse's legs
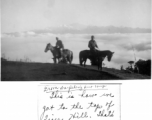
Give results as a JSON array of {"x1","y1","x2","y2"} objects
[
  {"x1": 53, "y1": 58, "x2": 57, "y2": 64},
  {"x1": 83, "y1": 60, "x2": 85, "y2": 67},
  {"x1": 98, "y1": 58, "x2": 102, "y2": 70},
  {"x1": 98, "y1": 61, "x2": 100, "y2": 70},
  {"x1": 100, "y1": 61, "x2": 103, "y2": 71},
  {"x1": 84, "y1": 58, "x2": 87, "y2": 67},
  {"x1": 80, "y1": 59, "x2": 82, "y2": 66},
  {"x1": 67, "y1": 56, "x2": 71, "y2": 64},
  {"x1": 97, "y1": 58, "x2": 99, "y2": 70},
  {"x1": 57, "y1": 58, "x2": 60, "y2": 63},
  {"x1": 69, "y1": 58, "x2": 71, "y2": 64},
  {"x1": 79, "y1": 58, "x2": 83, "y2": 66}
]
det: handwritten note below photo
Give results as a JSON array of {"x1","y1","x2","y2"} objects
[{"x1": 38, "y1": 84, "x2": 121, "y2": 120}]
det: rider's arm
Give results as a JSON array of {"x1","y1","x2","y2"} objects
[{"x1": 61, "y1": 41, "x2": 64, "y2": 49}]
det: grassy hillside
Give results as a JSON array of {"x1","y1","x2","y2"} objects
[{"x1": 1, "y1": 61, "x2": 120, "y2": 81}]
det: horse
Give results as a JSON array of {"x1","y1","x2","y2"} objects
[
  {"x1": 79, "y1": 50, "x2": 92, "y2": 67},
  {"x1": 97, "y1": 50, "x2": 114, "y2": 70},
  {"x1": 79, "y1": 50, "x2": 114, "y2": 70},
  {"x1": 45, "y1": 43, "x2": 73, "y2": 64}
]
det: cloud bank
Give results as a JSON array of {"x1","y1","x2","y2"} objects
[
  {"x1": 121, "y1": 41, "x2": 151, "y2": 52},
  {"x1": 2, "y1": 25, "x2": 151, "y2": 38},
  {"x1": 2, "y1": 25, "x2": 151, "y2": 69},
  {"x1": 33, "y1": 25, "x2": 151, "y2": 35}
]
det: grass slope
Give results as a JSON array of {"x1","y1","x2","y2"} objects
[{"x1": 1, "y1": 61, "x2": 120, "y2": 81}]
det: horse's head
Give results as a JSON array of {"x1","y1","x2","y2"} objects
[
  {"x1": 44, "y1": 43, "x2": 54, "y2": 52},
  {"x1": 107, "y1": 52, "x2": 114, "y2": 61}
]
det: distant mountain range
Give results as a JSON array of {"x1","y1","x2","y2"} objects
[
  {"x1": 3, "y1": 25, "x2": 151, "y2": 37},
  {"x1": 34, "y1": 25, "x2": 151, "y2": 34}
]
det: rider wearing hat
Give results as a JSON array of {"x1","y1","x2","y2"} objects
[{"x1": 56, "y1": 37, "x2": 64, "y2": 57}]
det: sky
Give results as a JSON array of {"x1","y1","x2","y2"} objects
[
  {"x1": 1, "y1": 0, "x2": 151, "y2": 69},
  {"x1": 1, "y1": 0, "x2": 151, "y2": 33}
]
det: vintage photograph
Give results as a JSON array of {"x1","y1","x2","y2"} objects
[{"x1": 1, "y1": 0, "x2": 151, "y2": 81}]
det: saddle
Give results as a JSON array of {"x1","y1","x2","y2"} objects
[{"x1": 56, "y1": 48, "x2": 68, "y2": 58}]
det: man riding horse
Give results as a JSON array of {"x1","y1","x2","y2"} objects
[
  {"x1": 88, "y1": 35, "x2": 98, "y2": 65},
  {"x1": 45, "y1": 37, "x2": 73, "y2": 64},
  {"x1": 79, "y1": 35, "x2": 114, "y2": 70},
  {"x1": 55, "y1": 37, "x2": 64, "y2": 58}
]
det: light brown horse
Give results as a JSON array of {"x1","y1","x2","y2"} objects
[{"x1": 45, "y1": 43, "x2": 73, "y2": 64}]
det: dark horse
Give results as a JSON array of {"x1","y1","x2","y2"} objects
[
  {"x1": 79, "y1": 50, "x2": 114, "y2": 70},
  {"x1": 97, "y1": 50, "x2": 114, "y2": 70},
  {"x1": 79, "y1": 50, "x2": 91, "y2": 66},
  {"x1": 45, "y1": 43, "x2": 73, "y2": 64}
]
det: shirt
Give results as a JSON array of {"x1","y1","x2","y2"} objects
[
  {"x1": 88, "y1": 40, "x2": 98, "y2": 49},
  {"x1": 56, "y1": 40, "x2": 64, "y2": 49}
]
